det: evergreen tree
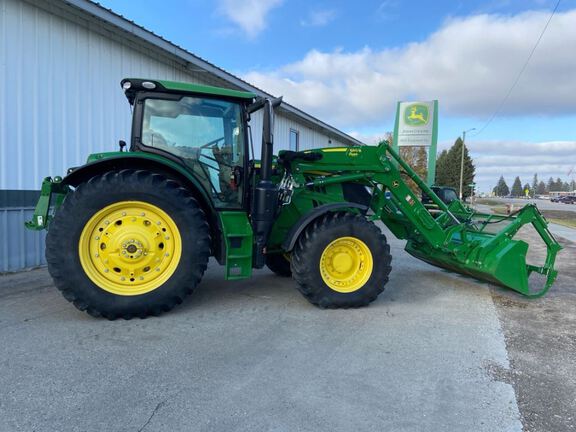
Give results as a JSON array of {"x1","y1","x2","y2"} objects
[
  {"x1": 494, "y1": 175, "x2": 509, "y2": 196},
  {"x1": 435, "y1": 150, "x2": 449, "y2": 184},
  {"x1": 555, "y1": 177, "x2": 564, "y2": 192},
  {"x1": 536, "y1": 181, "x2": 546, "y2": 195},
  {"x1": 570, "y1": 179, "x2": 576, "y2": 192},
  {"x1": 511, "y1": 176, "x2": 523, "y2": 197},
  {"x1": 531, "y1": 174, "x2": 538, "y2": 197},
  {"x1": 434, "y1": 137, "x2": 475, "y2": 198},
  {"x1": 547, "y1": 177, "x2": 555, "y2": 192}
]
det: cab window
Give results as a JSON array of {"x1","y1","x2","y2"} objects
[{"x1": 141, "y1": 96, "x2": 245, "y2": 207}]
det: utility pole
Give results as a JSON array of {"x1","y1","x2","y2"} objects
[{"x1": 459, "y1": 128, "x2": 476, "y2": 200}]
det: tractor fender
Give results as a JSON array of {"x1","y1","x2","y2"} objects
[
  {"x1": 61, "y1": 154, "x2": 224, "y2": 259},
  {"x1": 281, "y1": 202, "x2": 368, "y2": 252},
  {"x1": 63, "y1": 154, "x2": 212, "y2": 208}
]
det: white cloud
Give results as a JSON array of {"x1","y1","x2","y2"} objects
[
  {"x1": 243, "y1": 9, "x2": 576, "y2": 128},
  {"x1": 376, "y1": 0, "x2": 400, "y2": 21},
  {"x1": 300, "y1": 9, "x2": 337, "y2": 27},
  {"x1": 346, "y1": 136, "x2": 576, "y2": 191},
  {"x1": 461, "y1": 140, "x2": 576, "y2": 191},
  {"x1": 217, "y1": 0, "x2": 283, "y2": 39},
  {"x1": 347, "y1": 130, "x2": 389, "y2": 145}
]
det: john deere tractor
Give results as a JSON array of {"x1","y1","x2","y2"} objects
[{"x1": 26, "y1": 79, "x2": 562, "y2": 319}]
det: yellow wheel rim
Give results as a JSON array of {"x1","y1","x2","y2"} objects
[
  {"x1": 79, "y1": 201, "x2": 182, "y2": 296},
  {"x1": 319, "y1": 237, "x2": 373, "y2": 293}
]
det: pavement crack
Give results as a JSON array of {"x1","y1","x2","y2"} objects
[{"x1": 137, "y1": 397, "x2": 170, "y2": 432}]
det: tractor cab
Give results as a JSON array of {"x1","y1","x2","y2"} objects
[{"x1": 121, "y1": 79, "x2": 256, "y2": 209}]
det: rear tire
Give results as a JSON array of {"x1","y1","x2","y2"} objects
[
  {"x1": 291, "y1": 213, "x2": 391, "y2": 308},
  {"x1": 46, "y1": 170, "x2": 210, "y2": 319},
  {"x1": 266, "y1": 253, "x2": 292, "y2": 277}
]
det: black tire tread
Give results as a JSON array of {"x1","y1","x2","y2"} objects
[
  {"x1": 291, "y1": 212, "x2": 392, "y2": 308},
  {"x1": 46, "y1": 169, "x2": 210, "y2": 320}
]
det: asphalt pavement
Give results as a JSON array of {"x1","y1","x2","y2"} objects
[{"x1": 0, "y1": 223, "x2": 574, "y2": 432}]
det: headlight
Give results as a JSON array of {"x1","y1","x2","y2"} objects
[
  {"x1": 142, "y1": 81, "x2": 156, "y2": 89},
  {"x1": 122, "y1": 81, "x2": 131, "y2": 90}
]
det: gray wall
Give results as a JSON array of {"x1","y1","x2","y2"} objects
[{"x1": 0, "y1": 0, "x2": 347, "y2": 272}]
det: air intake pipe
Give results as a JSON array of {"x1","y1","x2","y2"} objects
[{"x1": 249, "y1": 96, "x2": 282, "y2": 268}]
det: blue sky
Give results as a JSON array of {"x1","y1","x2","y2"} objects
[{"x1": 98, "y1": 0, "x2": 575, "y2": 192}]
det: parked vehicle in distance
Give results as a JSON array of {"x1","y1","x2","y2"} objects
[
  {"x1": 422, "y1": 186, "x2": 458, "y2": 206},
  {"x1": 560, "y1": 196, "x2": 576, "y2": 204}
]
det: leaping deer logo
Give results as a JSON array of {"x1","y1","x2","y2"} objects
[
  {"x1": 404, "y1": 104, "x2": 429, "y2": 126},
  {"x1": 408, "y1": 107, "x2": 425, "y2": 122}
]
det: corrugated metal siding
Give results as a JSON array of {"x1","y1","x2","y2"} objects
[
  {"x1": 249, "y1": 111, "x2": 346, "y2": 158},
  {"x1": 1, "y1": 0, "x2": 213, "y2": 191},
  {"x1": 0, "y1": 208, "x2": 46, "y2": 272},
  {"x1": 0, "y1": 0, "x2": 350, "y2": 271}
]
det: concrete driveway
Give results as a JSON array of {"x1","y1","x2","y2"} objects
[{"x1": 1, "y1": 226, "x2": 574, "y2": 432}]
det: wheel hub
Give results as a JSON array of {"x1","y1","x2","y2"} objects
[
  {"x1": 319, "y1": 237, "x2": 373, "y2": 293},
  {"x1": 79, "y1": 201, "x2": 182, "y2": 296}
]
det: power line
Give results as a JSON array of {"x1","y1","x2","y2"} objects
[{"x1": 472, "y1": 0, "x2": 561, "y2": 137}]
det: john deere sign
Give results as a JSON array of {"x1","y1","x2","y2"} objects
[
  {"x1": 392, "y1": 100, "x2": 439, "y2": 185},
  {"x1": 395, "y1": 101, "x2": 437, "y2": 147}
]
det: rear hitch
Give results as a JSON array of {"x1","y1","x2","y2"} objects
[{"x1": 24, "y1": 177, "x2": 69, "y2": 231}]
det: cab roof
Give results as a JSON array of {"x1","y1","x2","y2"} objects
[{"x1": 121, "y1": 78, "x2": 256, "y2": 104}]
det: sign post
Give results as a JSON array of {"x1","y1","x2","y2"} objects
[{"x1": 392, "y1": 100, "x2": 438, "y2": 186}]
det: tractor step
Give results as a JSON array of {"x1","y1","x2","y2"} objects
[{"x1": 219, "y1": 211, "x2": 254, "y2": 280}]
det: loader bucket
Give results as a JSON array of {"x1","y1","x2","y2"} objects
[{"x1": 405, "y1": 204, "x2": 562, "y2": 298}]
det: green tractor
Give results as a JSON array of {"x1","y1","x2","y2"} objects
[{"x1": 26, "y1": 79, "x2": 562, "y2": 319}]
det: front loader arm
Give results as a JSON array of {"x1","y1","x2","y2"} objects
[
  {"x1": 290, "y1": 141, "x2": 562, "y2": 297},
  {"x1": 372, "y1": 142, "x2": 562, "y2": 297}
]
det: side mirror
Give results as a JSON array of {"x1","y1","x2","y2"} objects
[{"x1": 119, "y1": 140, "x2": 127, "y2": 152}]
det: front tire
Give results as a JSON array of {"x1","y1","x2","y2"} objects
[
  {"x1": 291, "y1": 213, "x2": 391, "y2": 308},
  {"x1": 46, "y1": 170, "x2": 210, "y2": 319}
]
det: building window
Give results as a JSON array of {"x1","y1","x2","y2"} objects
[{"x1": 289, "y1": 129, "x2": 299, "y2": 151}]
